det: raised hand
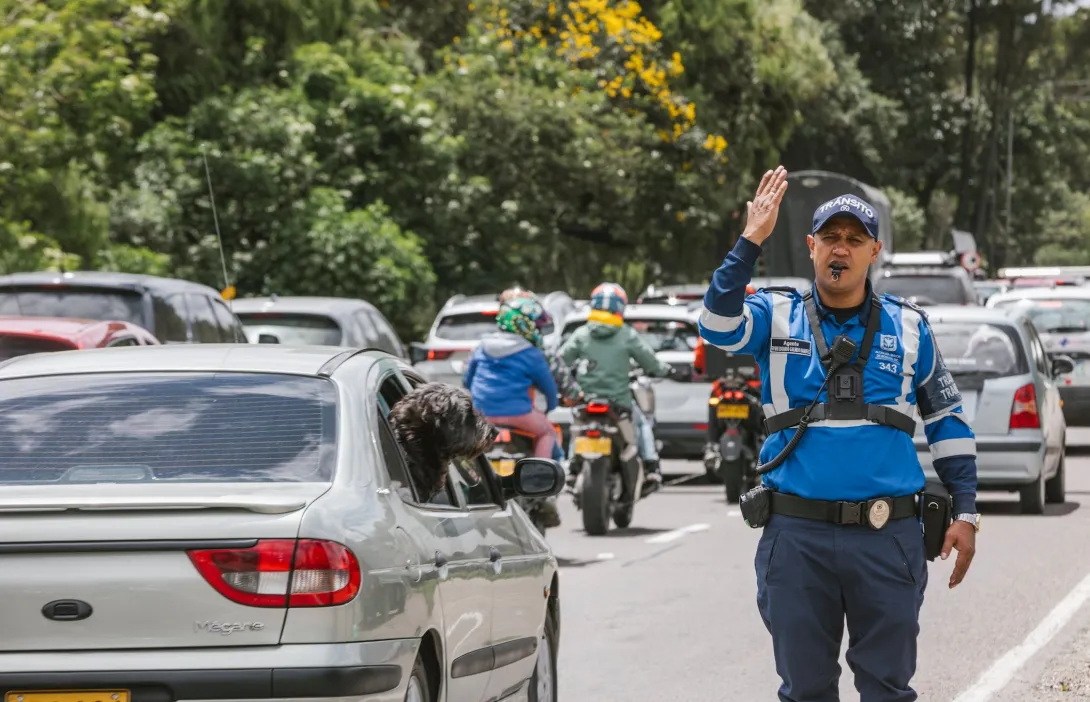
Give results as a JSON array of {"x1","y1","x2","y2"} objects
[{"x1": 742, "y1": 166, "x2": 789, "y2": 245}]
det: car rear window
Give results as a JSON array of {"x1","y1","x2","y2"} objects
[
  {"x1": 0, "y1": 287, "x2": 146, "y2": 326},
  {"x1": 873, "y1": 276, "x2": 971, "y2": 305},
  {"x1": 930, "y1": 321, "x2": 1029, "y2": 382},
  {"x1": 237, "y1": 312, "x2": 342, "y2": 345},
  {"x1": 989, "y1": 297, "x2": 1090, "y2": 334},
  {"x1": 435, "y1": 311, "x2": 500, "y2": 341},
  {"x1": 0, "y1": 335, "x2": 77, "y2": 361},
  {"x1": 0, "y1": 372, "x2": 336, "y2": 485}
]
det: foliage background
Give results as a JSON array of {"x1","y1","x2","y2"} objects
[{"x1": 2, "y1": 0, "x2": 1089, "y2": 339}]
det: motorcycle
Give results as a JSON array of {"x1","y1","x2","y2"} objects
[
  {"x1": 704, "y1": 359, "x2": 766, "y2": 504},
  {"x1": 569, "y1": 368, "x2": 665, "y2": 535},
  {"x1": 487, "y1": 423, "x2": 564, "y2": 536}
]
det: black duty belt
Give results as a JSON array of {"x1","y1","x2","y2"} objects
[
  {"x1": 770, "y1": 491, "x2": 917, "y2": 529},
  {"x1": 763, "y1": 403, "x2": 916, "y2": 436}
]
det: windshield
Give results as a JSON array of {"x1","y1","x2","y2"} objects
[
  {"x1": 0, "y1": 372, "x2": 337, "y2": 485},
  {"x1": 872, "y1": 275, "x2": 970, "y2": 305},
  {"x1": 929, "y1": 321, "x2": 1028, "y2": 379},
  {"x1": 237, "y1": 312, "x2": 342, "y2": 345},
  {"x1": 0, "y1": 287, "x2": 146, "y2": 326},
  {"x1": 561, "y1": 317, "x2": 699, "y2": 352},
  {"x1": 0, "y1": 335, "x2": 77, "y2": 361},
  {"x1": 990, "y1": 298, "x2": 1090, "y2": 334}
]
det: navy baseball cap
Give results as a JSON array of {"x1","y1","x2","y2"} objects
[{"x1": 811, "y1": 194, "x2": 880, "y2": 240}]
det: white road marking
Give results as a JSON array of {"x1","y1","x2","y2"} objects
[
  {"x1": 596, "y1": 553, "x2": 614, "y2": 560},
  {"x1": 645, "y1": 523, "x2": 710, "y2": 544},
  {"x1": 951, "y1": 569, "x2": 1090, "y2": 702}
]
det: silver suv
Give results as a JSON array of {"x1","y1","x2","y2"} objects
[{"x1": 411, "y1": 291, "x2": 577, "y2": 387}]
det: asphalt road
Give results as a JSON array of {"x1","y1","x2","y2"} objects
[{"x1": 552, "y1": 431, "x2": 1090, "y2": 701}]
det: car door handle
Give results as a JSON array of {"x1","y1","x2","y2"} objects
[
  {"x1": 435, "y1": 551, "x2": 448, "y2": 568},
  {"x1": 489, "y1": 547, "x2": 502, "y2": 563}
]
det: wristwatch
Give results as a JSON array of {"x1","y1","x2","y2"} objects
[{"x1": 954, "y1": 513, "x2": 981, "y2": 532}]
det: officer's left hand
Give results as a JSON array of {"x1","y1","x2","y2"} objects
[{"x1": 941, "y1": 521, "x2": 976, "y2": 588}]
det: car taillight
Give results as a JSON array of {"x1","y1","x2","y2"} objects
[
  {"x1": 1010, "y1": 383, "x2": 1040, "y2": 429},
  {"x1": 731, "y1": 390, "x2": 745, "y2": 400},
  {"x1": 586, "y1": 402, "x2": 610, "y2": 414},
  {"x1": 427, "y1": 349, "x2": 455, "y2": 361},
  {"x1": 188, "y1": 539, "x2": 361, "y2": 608}
]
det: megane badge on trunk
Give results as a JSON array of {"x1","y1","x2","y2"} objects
[{"x1": 41, "y1": 599, "x2": 93, "y2": 621}]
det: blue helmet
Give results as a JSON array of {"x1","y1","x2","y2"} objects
[{"x1": 590, "y1": 282, "x2": 628, "y2": 317}]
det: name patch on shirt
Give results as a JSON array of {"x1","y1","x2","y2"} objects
[{"x1": 770, "y1": 338, "x2": 813, "y2": 356}]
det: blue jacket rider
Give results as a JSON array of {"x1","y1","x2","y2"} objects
[{"x1": 698, "y1": 166, "x2": 978, "y2": 702}]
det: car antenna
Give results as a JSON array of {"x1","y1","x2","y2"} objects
[{"x1": 200, "y1": 143, "x2": 234, "y2": 316}]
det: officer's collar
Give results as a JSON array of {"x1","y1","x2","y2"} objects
[{"x1": 809, "y1": 279, "x2": 876, "y2": 326}]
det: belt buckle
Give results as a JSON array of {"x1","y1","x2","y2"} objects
[
  {"x1": 838, "y1": 501, "x2": 862, "y2": 525},
  {"x1": 866, "y1": 497, "x2": 894, "y2": 530}
]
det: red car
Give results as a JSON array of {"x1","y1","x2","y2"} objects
[{"x1": 0, "y1": 316, "x2": 159, "y2": 361}]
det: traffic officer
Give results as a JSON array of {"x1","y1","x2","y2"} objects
[{"x1": 698, "y1": 166, "x2": 979, "y2": 702}]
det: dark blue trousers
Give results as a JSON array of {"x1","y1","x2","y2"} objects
[{"x1": 755, "y1": 513, "x2": 928, "y2": 702}]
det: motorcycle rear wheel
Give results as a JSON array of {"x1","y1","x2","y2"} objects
[
  {"x1": 721, "y1": 458, "x2": 744, "y2": 504},
  {"x1": 580, "y1": 458, "x2": 613, "y2": 536}
]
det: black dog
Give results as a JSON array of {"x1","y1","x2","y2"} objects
[{"x1": 388, "y1": 383, "x2": 496, "y2": 499}]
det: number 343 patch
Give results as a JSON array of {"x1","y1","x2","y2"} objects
[{"x1": 878, "y1": 361, "x2": 900, "y2": 374}]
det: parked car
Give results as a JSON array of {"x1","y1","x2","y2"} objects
[
  {"x1": 0, "y1": 343, "x2": 563, "y2": 700},
  {"x1": 411, "y1": 291, "x2": 577, "y2": 387},
  {"x1": 973, "y1": 279, "x2": 1010, "y2": 305},
  {"x1": 873, "y1": 260, "x2": 978, "y2": 306},
  {"x1": 232, "y1": 295, "x2": 406, "y2": 359},
  {"x1": 986, "y1": 286, "x2": 1090, "y2": 426},
  {"x1": 0, "y1": 316, "x2": 159, "y2": 361},
  {"x1": 0, "y1": 271, "x2": 246, "y2": 344},
  {"x1": 550, "y1": 302, "x2": 709, "y2": 461},
  {"x1": 912, "y1": 305, "x2": 1070, "y2": 513}
]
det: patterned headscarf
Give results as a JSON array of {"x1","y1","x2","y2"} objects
[{"x1": 496, "y1": 296, "x2": 545, "y2": 347}]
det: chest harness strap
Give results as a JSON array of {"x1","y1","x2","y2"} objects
[{"x1": 762, "y1": 291, "x2": 916, "y2": 437}]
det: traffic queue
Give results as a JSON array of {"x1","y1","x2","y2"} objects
[{"x1": 0, "y1": 188, "x2": 1084, "y2": 700}]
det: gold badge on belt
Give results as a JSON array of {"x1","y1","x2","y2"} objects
[{"x1": 867, "y1": 498, "x2": 892, "y2": 530}]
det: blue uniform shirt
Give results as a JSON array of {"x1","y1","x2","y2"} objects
[{"x1": 698, "y1": 237, "x2": 978, "y2": 514}]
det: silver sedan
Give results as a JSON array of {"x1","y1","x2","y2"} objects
[{"x1": 0, "y1": 344, "x2": 562, "y2": 702}]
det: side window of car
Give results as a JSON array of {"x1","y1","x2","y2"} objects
[
  {"x1": 108, "y1": 337, "x2": 140, "y2": 347},
  {"x1": 370, "y1": 310, "x2": 405, "y2": 358},
  {"x1": 210, "y1": 299, "x2": 243, "y2": 342},
  {"x1": 153, "y1": 294, "x2": 189, "y2": 343},
  {"x1": 185, "y1": 294, "x2": 220, "y2": 343},
  {"x1": 1025, "y1": 322, "x2": 1049, "y2": 376},
  {"x1": 375, "y1": 374, "x2": 460, "y2": 508},
  {"x1": 354, "y1": 311, "x2": 379, "y2": 348},
  {"x1": 447, "y1": 456, "x2": 499, "y2": 508}
]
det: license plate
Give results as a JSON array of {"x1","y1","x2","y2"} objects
[
  {"x1": 717, "y1": 403, "x2": 749, "y2": 419},
  {"x1": 574, "y1": 436, "x2": 612, "y2": 455},
  {"x1": 6, "y1": 693, "x2": 130, "y2": 702},
  {"x1": 490, "y1": 459, "x2": 516, "y2": 477}
]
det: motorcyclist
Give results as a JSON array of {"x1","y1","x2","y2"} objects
[
  {"x1": 465, "y1": 295, "x2": 563, "y2": 528},
  {"x1": 558, "y1": 282, "x2": 678, "y2": 491},
  {"x1": 464, "y1": 296, "x2": 559, "y2": 458},
  {"x1": 498, "y1": 286, "x2": 585, "y2": 465}
]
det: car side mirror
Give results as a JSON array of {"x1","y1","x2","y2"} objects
[
  {"x1": 502, "y1": 458, "x2": 565, "y2": 499},
  {"x1": 672, "y1": 364, "x2": 694, "y2": 383},
  {"x1": 409, "y1": 342, "x2": 428, "y2": 365},
  {"x1": 1051, "y1": 354, "x2": 1075, "y2": 378}
]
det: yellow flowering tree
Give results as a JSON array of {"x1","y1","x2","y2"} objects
[{"x1": 468, "y1": 0, "x2": 728, "y2": 159}]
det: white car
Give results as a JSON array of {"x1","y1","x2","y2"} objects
[
  {"x1": 914, "y1": 305, "x2": 1071, "y2": 513},
  {"x1": 986, "y1": 286, "x2": 1090, "y2": 426}
]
